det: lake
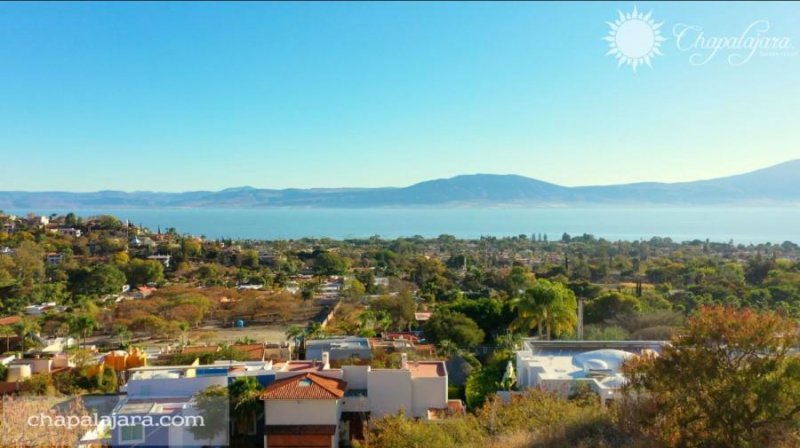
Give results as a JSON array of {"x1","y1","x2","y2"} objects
[{"x1": 6, "y1": 207, "x2": 799, "y2": 243}]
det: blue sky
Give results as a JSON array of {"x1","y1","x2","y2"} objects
[{"x1": 0, "y1": 2, "x2": 798, "y2": 192}]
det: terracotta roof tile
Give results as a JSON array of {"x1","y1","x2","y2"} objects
[
  {"x1": 265, "y1": 425, "x2": 337, "y2": 435},
  {"x1": 181, "y1": 345, "x2": 219, "y2": 355},
  {"x1": 260, "y1": 373, "x2": 346, "y2": 400},
  {"x1": 231, "y1": 344, "x2": 265, "y2": 361},
  {"x1": 0, "y1": 315, "x2": 21, "y2": 326}
]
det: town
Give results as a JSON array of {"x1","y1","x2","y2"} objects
[{"x1": 1, "y1": 211, "x2": 799, "y2": 447}]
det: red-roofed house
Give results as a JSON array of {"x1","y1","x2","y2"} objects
[
  {"x1": 0, "y1": 315, "x2": 21, "y2": 327},
  {"x1": 261, "y1": 373, "x2": 347, "y2": 448}
]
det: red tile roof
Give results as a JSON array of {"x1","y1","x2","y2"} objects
[
  {"x1": 260, "y1": 373, "x2": 346, "y2": 400},
  {"x1": 0, "y1": 315, "x2": 21, "y2": 326},
  {"x1": 181, "y1": 345, "x2": 219, "y2": 355},
  {"x1": 231, "y1": 344, "x2": 265, "y2": 361},
  {"x1": 265, "y1": 425, "x2": 337, "y2": 435}
]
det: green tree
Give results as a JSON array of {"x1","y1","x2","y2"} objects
[
  {"x1": 190, "y1": 385, "x2": 229, "y2": 442},
  {"x1": 12, "y1": 241, "x2": 45, "y2": 288},
  {"x1": 511, "y1": 279, "x2": 577, "y2": 339},
  {"x1": 313, "y1": 251, "x2": 349, "y2": 275},
  {"x1": 13, "y1": 317, "x2": 41, "y2": 353},
  {"x1": 69, "y1": 263, "x2": 127, "y2": 297},
  {"x1": 69, "y1": 314, "x2": 98, "y2": 348},
  {"x1": 424, "y1": 309, "x2": 485, "y2": 349},
  {"x1": 123, "y1": 259, "x2": 164, "y2": 287},
  {"x1": 0, "y1": 325, "x2": 15, "y2": 352},
  {"x1": 584, "y1": 291, "x2": 641, "y2": 325}
]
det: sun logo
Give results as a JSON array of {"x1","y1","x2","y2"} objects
[{"x1": 603, "y1": 6, "x2": 666, "y2": 71}]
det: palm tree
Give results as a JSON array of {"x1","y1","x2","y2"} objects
[
  {"x1": 114, "y1": 324, "x2": 132, "y2": 348},
  {"x1": 178, "y1": 322, "x2": 191, "y2": 346},
  {"x1": 13, "y1": 318, "x2": 41, "y2": 353},
  {"x1": 511, "y1": 279, "x2": 577, "y2": 340},
  {"x1": 374, "y1": 310, "x2": 393, "y2": 336},
  {"x1": 0, "y1": 325, "x2": 15, "y2": 353},
  {"x1": 70, "y1": 314, "x2": 98, "y2": 348},
  {"x1": 285, "y1": 325, "x2": 305, "y2": 360},
  {"x1": 305, "y1": 322, "x2": 324, "y2": 340}
]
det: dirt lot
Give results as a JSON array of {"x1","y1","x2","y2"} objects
[{"x1": 188, "y1": 323, "x2": 290, "y2": 344}]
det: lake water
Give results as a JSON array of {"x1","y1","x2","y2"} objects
[{"x1": 6, "y1": 207, "x2": 799, "y2": 243}]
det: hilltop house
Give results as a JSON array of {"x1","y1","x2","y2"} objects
[{"x1": 514, "y1": 340, "x2": 667, "y2": 403}]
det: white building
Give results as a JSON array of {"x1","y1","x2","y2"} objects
[
  {"x1": 261, "y1": 373, "x2": 347, "y2": 448},
  {"x1": 56, "y1": 227, "x2": 81, "y2": 237},
  {"x1": 515, "y1": 340, "x2": 666, "y2": 403}
]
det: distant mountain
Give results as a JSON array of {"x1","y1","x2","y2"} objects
[{"x1": 1, "y1": 160, "x2": 799, "y2": 209}]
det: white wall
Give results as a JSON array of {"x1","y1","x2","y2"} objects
[
  {"x1": 367, "y1": 370, "x2": 412, "y2": 418},
  {"x1": 274, "y1": 369, "x2": 343, "y2": 381},
  {"x1": 411, "y1": 376, "x2": 447, "y2": 418},
  {"x1": 264, "y1": 399, "x2": 340, "y2": 426},
  {"x1": 342, "y1": 366, "x2": 369, "y2": 389},
  {"x1": 127, "y1": 376, "x2": 227, "y2": 398}
]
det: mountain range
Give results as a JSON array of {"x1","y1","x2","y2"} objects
[{"x1": 1, "y1": 160, "x2": 799, "y2": 209}]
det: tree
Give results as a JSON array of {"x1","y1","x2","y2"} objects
[
  {"x1": 313, "y1": 251, "x2": 348, "y2": 275},
  {"x1": 511, "y1": 279, "x2": 577, "y2": 339},
  {"x1": 113, "y1": 324, "x2": 132, "y2": 348},
  {"x1": 190, "y1": 385, "x2": 229, "y2": 443},
  {"x1": 370, "y1": 292, "x2": 416, "y2": 331},
  {"x1": 447, "y1": 297, "x2": 514, "y2": 340},
  {"x1": 584, "y1": 291, "x2": 641, "y2": 325},
  {"x1": 624, "y1": 306, "x2": 800, "y2": 447},
  {"x1": 286, "y1": 325, "x2": 305, "y2": 359},
  {"x1": 12, "y1": 241, "x2": 45, "y2": 288},
  {"x1": 229, "y1": 376, "x2": 263, "y2": 435},
  {"x1": 13, "y1": 317, "x2": 40, "y2": 353},
  {"x1": 424, "y1": 310, "x2": 485, "y2": 349},
  {"x1": 69, "y1": 263, "x2": 127, "y2": 297},
  {"x1": 123, "y1": 259, "x2": 164, "y2": 287},
  {"x1": 0, "y1": 325, "x2": 15, "y2": 352},
  {"x1": 69, "y1": 314, "x2": 98, "y2": 348}
]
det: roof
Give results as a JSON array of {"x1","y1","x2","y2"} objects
[
  {"x1": 0, "y1": 315, "x2": 21, "y2": 326},
  {"x1": 231, "y1": 344, "x2": 265, "y2": 361},
  {"x1": 260, "y1": 373, "x2": 346, "y2": 400},
  {"x1": 181, "y1": 345, "x2": 219, "y2": 355},
  {"x1": 275, "y1": 361, "x2": 325, "y2": 372},
  {"x1": 305, "y1": 336, "x2": 370, "y2": 350},
  {"x1": 427, "y1": 399, "x2": 466, "y2": 419},
  {"x1": 265, "y1": 425, "x2": 337, "y2": 435},
  {"x1": 407, "y1": 361, "x2": 446, "y2": 378}
]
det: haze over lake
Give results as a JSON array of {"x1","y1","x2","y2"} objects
[{"x1": 7, "y1": 207, "x2": 799, "y2": 243}]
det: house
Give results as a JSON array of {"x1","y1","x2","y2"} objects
[
  {"x1": 351, "y1": 354, "x2": 450, "y2": 420},
  {"x1": 56, "y1": 227, "x2": 81, "y2": 238},
  {"x1": 147, "y1": 255, "x2": 171, "y2": 268},
  {"x1": 414, "y1": 312, "x2": 432, "y2": 322},
  {"x1": 113, "y1": 362, "x2": 279, "y2": 447},
  {"x1": 114, "y1": 353, "x2": 458, "y2": 447},
  {"x1": 305, "y1": 337, "x2": 372, "y2": 362},
  {"x1": 263, "y1": 342, "x2": 292, "y2": 362},
  {"x1": 514, "y1": 340, "x2": 667, "y2": 403},
  {"x1": 260, "y1": 373, "x2": 347, "y2": 448},
  {"x1": 0, "y1": 352, "x2": 75, "y2": 395},
  {"x1": 46, "y1": 253, "x2": 64, "y2": 265},
  {"x1": 24, "y1": 302, "x2": 58, "y2": 316}
]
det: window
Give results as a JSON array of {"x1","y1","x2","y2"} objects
[{"x1": 120, "y1": 425, "x2": 145, "y2": 444}]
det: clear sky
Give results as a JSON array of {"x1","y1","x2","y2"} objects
[{"x1": 0, "y1": 2, "x2": 798, "y2": 192}]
